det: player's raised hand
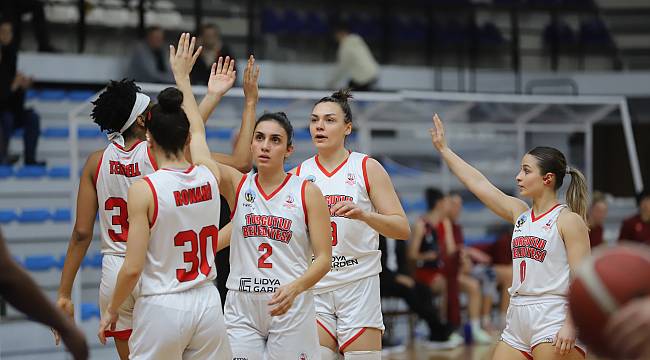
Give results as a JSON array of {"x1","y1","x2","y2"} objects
[
  {"x1": 52, "y1": 297, "x2": 75, "y2": 345},
  {"x1": 243, "y1": 55, "x2": 260, "y2": 102},
  {"x1": 97, "y1": 308, "x2": 119, "y2": 345},
  {"x1": 429, "y1": 113, "x2": 448, "y2": 152},
  {"x1": 268, "y1": 282, "x2": 301, "y2": 317},
  {"x1": 169, "y1": 33, "x2": 202, "y2": 80},
  {"x1": 207, "y1": 56, "x2": 236, "y2": 97}
]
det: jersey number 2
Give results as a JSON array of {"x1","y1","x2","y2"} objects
[
  {"x1": 105, "y1": 197, "x2": 128, "y2": 242},
  {"x1": 258, "y1": 243, "x2": 273, "y2": 268},
  {"x1": 519, "y1": 260, "x2": 527, "y2": 283},
  {"x1": 175, "y1": 225, "x2": 219, "y2": 282}
]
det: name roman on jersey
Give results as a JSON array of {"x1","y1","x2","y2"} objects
[
  {"x1": 173, "y1": 182, "x2": 213, "y2": 207},
  {"x1": 239, "y1": 277, "x2": 280, "y2": 293},
  {"x1": 325, "y1": 194, "x2": 354, "y2": 218},
  {"x1": 242, "y1": 214, "x2": 293, "y2": 243},
  {"x1": 512, "y1": 236, "x2": 547, "y2": 262},
  {"x1": 109, "y1": 160, "x2": 141, "y2": 177}
]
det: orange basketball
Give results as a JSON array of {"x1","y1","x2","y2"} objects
[{"x1": 568, "y1": 244, "x2": 650, "y2": 357}]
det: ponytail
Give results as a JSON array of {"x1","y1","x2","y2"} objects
[{"x1": 566, "y1": 166, "x2": 589, "y2": 222}]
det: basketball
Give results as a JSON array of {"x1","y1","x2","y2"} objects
[{"x1": 569, "y1": 244, "x2": 650, "y2": 357}]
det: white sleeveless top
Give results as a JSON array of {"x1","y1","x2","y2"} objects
[
  {"x1": 297, "y1": 151, "x2": 380, "y2": 293},
  {"x1": 226, "y1": 172, "x2": 312, "y2": 293},
  {"x1": 95, "y1": 140, "x2": 157, "y2": 255},
  {"x1": 509, "y1": 204, "x2": 571, "y2": 303},
  {"x1": 139, "y1": 165, "x2": 220, "y2": 296}
]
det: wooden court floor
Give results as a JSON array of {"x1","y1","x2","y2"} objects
[{"x1": 383, "y1": 344, "x2": 608, "y2": 359}]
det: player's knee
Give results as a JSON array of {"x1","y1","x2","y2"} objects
[
  {"x1": 343, "y1": 350, "x2": 381, "y2": 359},
  {"x1": 320, "y1": 345, "x2": 340, "y2": 360}
]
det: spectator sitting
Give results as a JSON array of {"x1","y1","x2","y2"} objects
[
  {"x1": 127, "y1": 26, "x2": 174, "y2": 84},
  {"x1": 1, "y1": 0, "x2": 57, "y2": 52},
  {"x1": 588, "y1": 191, "x2": 608, "y2": 248},
  {"x1": 446, "y1": 192, "x2": 493, "y2": 344},
  {"x1": 380, "y1": 234, "x2": 462, "y2": 350},
  {"x1": 328, "y1": 22, "x2": 379, "y2": 91},
  {"x1": 191, "y1": 24, "x2": 234, "y2": 85},
  {"x1": 618, "y1": 189, "x2": 650, "y2": 245},
  {"x1": 0, "y1": 19, "x2": 43, "y2": 166}
]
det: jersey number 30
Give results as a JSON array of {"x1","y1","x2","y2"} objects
[{"x1": 175, "y1": 225, "x2": 219, "y2": 282}]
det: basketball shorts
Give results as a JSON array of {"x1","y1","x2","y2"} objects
[
  {"x1": 129, "y1": 285, "x2": 231, "y2": 360},
  {"x1": 315, "y1": 275, "x2": 385, "y2": 352},
  {"x1": 500, "y1": 297, "x2": 586, "y2": 358},
  {"x1": 99, "y1": 254, "x2": 137, "y2": 340},
  {"x1": 224, "y1": 290, "x2": 319, "y2": 360}
]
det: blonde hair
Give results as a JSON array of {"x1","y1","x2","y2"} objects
[{"x1": 566, "y1": 167, "x2": 589, "y2": 222}]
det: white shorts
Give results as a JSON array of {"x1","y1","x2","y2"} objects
[
  {"x1": 500, "y1": 298, "x2": 586, "y2": 358},
  {"x1": 129, "y1": 285, "x2": 231, "y2": 360},
  {"x1": 315, "y1": 275, "x2": 384, "y2": 352},
  {"x1": 99, "y1": 254, "x2": 137, "y2": 340},
  {"x1": 224, "y1": 290, "x2": 319, "y2": 360}
]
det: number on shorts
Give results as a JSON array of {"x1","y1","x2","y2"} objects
[
  {"x1": 174, "y1": 225, "x2": 219, "y2": 282},
  {"x1": 105, "y1": 197, "x2": 128, "y2": 242},
  {"x1": 258, "y1": 243, "x2": 273, "y2": 268},
  {"x1": 519, "y1": 260, "x2": 527, "y2": 283},
  {"x1": 331, "y1": 221, "x2": 338, "y2": 246}
]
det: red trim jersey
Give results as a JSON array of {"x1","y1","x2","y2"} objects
[
  {"x1": 95, "y1": 141, "x2": 158, "y2": 255},
  {"x1": 226, "y1": 172, "x2": 311, "y2": 293},
  {"x1": 297, "y1": 152, "x2": 379, "y2": 293},
  {"x1": 140, "y1": 165, "x2": 220, "y2": 296},
  {"x1": 509, "y1": 204, "x2": 570, "y2": 298}
]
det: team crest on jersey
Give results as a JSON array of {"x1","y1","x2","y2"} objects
[
  {"x1": 305, "y1": 174, "x2": 316, "y2": 183},
  {"x1": 244, "y1": 188, "x2": 256, "y2": 207},
  {"x1": 542, "y1": 217, "x2": 554, "y2": 232},
  {"x1": 283, "y1": 194, "x2": 297, "y2": 209},
  {"x1": 345, "y1": 172, "x2": 356, "y2": 186},
  {"x1": 299, "y1": 353, "x2": 308, "y2": 360}
]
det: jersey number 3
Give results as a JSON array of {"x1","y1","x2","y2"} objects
[
  {"x1": 175, "y1": 225, "x2": 219, "y2": 282},
  {"x1": 105, "y1": 197, "x2": 128, "y2": 242}
]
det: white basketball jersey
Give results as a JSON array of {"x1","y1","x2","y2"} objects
[
  {"x1": 140, "y1": 165, "x2": 220, "y2": 296},
  {"x1": 95, "y1": 141, "x2": 157, "y2": 255},
  {"x1": 509, "y1": 204, "x2": 570, "y2": 298},
  {"x1": 297, "y1": 152, "x2": 380, "y2": 293},
  {"x1": 226, "y1": 172, "x2": 311, "y2": 293}
]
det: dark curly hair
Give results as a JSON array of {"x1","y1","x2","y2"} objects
[{"x1": 91, "y1": 79, "x2": 143, "y2": 136}]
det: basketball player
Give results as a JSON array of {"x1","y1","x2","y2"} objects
[
  {"x1": 294, "y1": 90, "x2": 411, "y2": 359},
  {"x1": 429, "y1": 114, "x2": 591, "y2": 360},
  {"x1": 98, "y1": 33, "x2": 233, "y2": 359},
  {"x1": 56, "y1": 53, "x2": 256, "y2": 358}
]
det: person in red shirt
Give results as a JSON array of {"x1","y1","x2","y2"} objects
[
  {"x1": 588, "y1": 191, "x2": 608, "y2": 248},
  {"x1": 618, "y1": 190, "x2": 650, "y2": 245}
]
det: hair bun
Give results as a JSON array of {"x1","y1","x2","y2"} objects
[
  {"x1": 331, "y1": 89, "x2": 353, "y2": 102},
  {"x1": 157, "y1": 87, "x2": 183, "y2": 113}
]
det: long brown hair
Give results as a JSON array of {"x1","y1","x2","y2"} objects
[{"x1": 527, "y1": 146, "x2": 589, "y2": 222}]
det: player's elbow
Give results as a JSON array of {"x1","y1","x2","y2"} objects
[
  {"x1": 393, "y1": 221, "x2": 412, "y2": 240},
  {"x1": 123, "y1": 263, "x2": 143, "y2": 278},
  {"x1": 71, "y1": 227, "x2": 93, "y2": 244},
  {"x1": 232, "y1": 158, "x2": 253, "y2": 173}
]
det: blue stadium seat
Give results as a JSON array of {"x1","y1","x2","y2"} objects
[
  {"x1": 52, "y1": 208, "x2": 72, "y2": 222},
  {"x1": 48, "y1": 166, "x2": 70, "y2": 178},
  {"x1": 205, "y1": 128, "x2": 232, "y2": 140},
  {"x1": 0, "y1": 165, "x2": 13, "y2": 178},
  {"x1": 81, "y1": 303, "x2": 101, "y2": 321},
  {"x1": 294, "y1": 128, "x2": 311, "y2": 141},
  {"x1": 42, "y1": 127, "x2": 70, "y2": 138},
  {"x1": 403, "y1": 199, "x2": 427, "y2": 213},
  {"x1": 15, "y1": 166, "x2": 47, "y2": 178},
  {"x1": 67, "y1": 90, "x2": 95, "y2": 102},
  {"x1": 23, "y1": 255, "x2": 58, "y2": 271},
  {"x1": 79, "y1": 127, "x2": 103, "y2": 138},
  {"x1": 39, "y1": 89, "x2": 67, "y2": 101},
  {"x1": 304, "y1": 11, "x2": 329, "y2": 35},
  {"x1": 87, "y1": 252, "x2": 103, "y2": 269},
  {"x1": 463, "y1": 201, "x2": 486, "y2": 212},
  {"x1": 479, "y1": 23, "x2": 505, "y2": 46},
  {"x1": 0, "y1": 209, "x2": 18, "y2": 224},
  {"x1": 26, "y1": 89, "x2": 40, "y2": 101},
  {"x1": 18, "y1": 208, "x2": 51, "y2": 223}
]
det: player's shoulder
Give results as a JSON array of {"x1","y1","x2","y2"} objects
[{"x1": 557, "y1": 208, "x2": 587, "y2": 228}]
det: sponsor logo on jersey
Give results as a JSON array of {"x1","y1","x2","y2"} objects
[
  {"x1": 243, "y1": 188, "x2": 256, "y2": 207},
  {"x1": 324, "y1": 194, "x2": 354, "y2": 217},
  {"x1": 514, "y1": 214, "x2": 527, "y2": 232},
  {"x1": 233, "y1": 358, "x2": 248, "y2": 360},
  {"x1": 305, "y1": 174, "x2": 316, "y2": 183},
  {"x1": 512, "y1": 236, "x2": 548, "y2": 262},
  {"x1": 299, "y1": 353, "x2": 308, "y2": 360},
  {"x1": 542, "y1": 217, "x2": 554, "y2": 232},
  {"x1": 283, "y1": 194, "x2": 297, "y2": 209},
  {"x1": 331, "y1": 255, "x2": 359, "y2": 270},
  {"x1": 542, "y1": 337, "x2": 554, "y2": 343},
  {"x1": 345, "y1": 172, "x2": 356, "y2": 186},
  {"x1": 242, "y1": 214, "x2": 293, "y2": 243},
  {"x1": 173, "y1": 182, "x2": 213, "y2": 207},
  {"x1": 239, "y1": 277, "x2": 280, "y2": 293},
  {"x1": 109, "y1": 160, "x2": 142, "y2": 177}
]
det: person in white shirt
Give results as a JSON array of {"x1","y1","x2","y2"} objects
[{"x1": 328, "y1": 23, "x2": 379, "y2": 91}]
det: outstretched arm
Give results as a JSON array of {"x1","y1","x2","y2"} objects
[
  {"x1": 430, "y1": 114, "x2": 528, "y2": 224},
  {"x1": 211, "y1": 55, "x2": 259, "y2": 172},
  {"x1": 0, "y1": 229, "x2": 89, "y2": 359},
  {"x1": 197, "y1": 56, "x2": 235, "y2": 123}
]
